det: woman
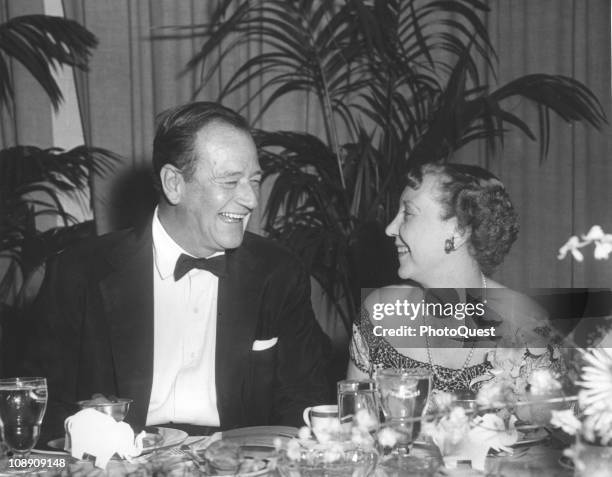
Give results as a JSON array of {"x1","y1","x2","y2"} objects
[{"x1": 348, "y1": 163, "x2": 561, "y2": 393}]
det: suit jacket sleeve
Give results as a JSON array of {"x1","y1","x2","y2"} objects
[{"x1": 262, "y1": 259, "x2": 332, "y2": 426}]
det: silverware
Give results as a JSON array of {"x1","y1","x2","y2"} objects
[{"x1": 169, "y1": 445, "x2": 209, "y2": 473}]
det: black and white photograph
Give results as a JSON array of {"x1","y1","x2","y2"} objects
[{"x1": 0, "y1": 1, "x2": 610, "y2": 475}]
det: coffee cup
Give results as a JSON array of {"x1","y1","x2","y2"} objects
[{"x1": 302, "y1": 404, "x2": 339, "y2": 439}]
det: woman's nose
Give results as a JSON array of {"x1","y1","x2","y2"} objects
[{"x1": 386, "y1": 215, "x2": 399, "y2": 237}]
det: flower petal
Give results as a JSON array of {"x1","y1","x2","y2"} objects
[
  {"x1": 583, "y1": 225, "x2": 605, "y2": 241},
  {"x1": 571, "y1": 248, "x2": 584, "y2": 262}
]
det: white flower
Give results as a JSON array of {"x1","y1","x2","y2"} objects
[
  {"x1": 376, "y1": 427, "x2": 400, "y2": 448},
  {"x1": 582, "y1": 225, "x2": 605, "y2": 241},
  {"x1": 322, "y1": 442, "x2": 343, "y2": 463},
  {"x1": 550, "y1": 410, "x2": 582, "y2": 435},
  {"x1": 350, "y1": 427, "x2": 374, "y2": 447},
  {"x1": 559, "y1": 226, "x2": 612, "y2": 261},
  {"x1": 471, "y1": 413, "x2": 519, "y2": 452},
  {"x1": 578, "y1": 348, "x2": 612, "y2": 415},
  {"x1": 354, "y1": 409, "x2": 378, "y2": 432},
  {"x1": 431, "y1": 391, "x2": 454, "y2": 411},
  {"x1": 298, "y1": 426, "x2": 311, "y2": 441},
  {"x1": 558, "y1": 236, "x2": 584, "y2": 261},
  {"x1": 423, "y1": 406, "x2": 471, "y2": 455},
  {"x1": 476, "y1": 379, "x2": 516, "y2": 408},
  {"x1": 583, "y1": 412, "x2": 612, "y2": 445},
  {"x1": 593, "y1": 240, "x2": 612, "y2": 260},
  {"x1": 286, "y1": 439, "x2": 302, "y2": 461},
  {"x1": 528, "y1": 369, "x2": 562, "y2": 395}
]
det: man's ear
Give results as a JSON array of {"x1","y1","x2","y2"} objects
[{"x1": 159, "y1": 164, "x2": 184, "y2": 205}]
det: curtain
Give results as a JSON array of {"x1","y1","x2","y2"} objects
[
  {"x1": 58, "y1": 0, "x2": 611, "y2": 289},
  {"x1": 454, "y1": 0, "x2": 611, "y2": 290},
  {"x1": 55, "y1": 0, "x2": 611, "y2": 345}
]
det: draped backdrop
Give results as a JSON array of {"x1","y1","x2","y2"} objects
[{"x1": 1, "y1": 0, "x2": 610, "y2": 300}]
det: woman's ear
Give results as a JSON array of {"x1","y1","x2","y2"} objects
[
  {"x1": 453, "y1": 224, "x2": 471, "y2": 249},
  {"x1": 159, "y1": 164, "x2": 184, "y2": 205}
]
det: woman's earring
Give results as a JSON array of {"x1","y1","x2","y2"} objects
[{"x1": 444, "y1": 236, "x2": 455, "y2": 254}]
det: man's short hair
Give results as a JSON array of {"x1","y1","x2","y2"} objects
[{"x1": 152, "y1": 102, "x2": 251, "y2": 191}]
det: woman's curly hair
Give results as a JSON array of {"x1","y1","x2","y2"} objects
[{"x1": 406, "y1": 163, "x2": 519, "y2": 275}]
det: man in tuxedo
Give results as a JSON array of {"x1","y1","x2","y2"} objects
[{"x1": 23, "y1": 102, "x2": 331, "y2": 441}]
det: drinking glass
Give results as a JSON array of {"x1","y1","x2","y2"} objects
[
  {"x1": 0, "y1": 377, "x2": 48, "y2": 458},
  {"x1": 337, "y1": 380, "x2": 380, "y2": 433},
  {"x1": 376, "y1": 368, "x2": 432, "y2": 452}
]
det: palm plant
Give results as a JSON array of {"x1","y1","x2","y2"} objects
[
  {"x1": 0, "y1": 15, "x2": 118, "y2": 306},
  {"x1": 164, "y1": 0, "x2": 606, "y2": 330}
]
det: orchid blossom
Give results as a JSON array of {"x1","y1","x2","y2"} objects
[{"x1": 558, "y1": 225, "x2": 612, "y2": 261}]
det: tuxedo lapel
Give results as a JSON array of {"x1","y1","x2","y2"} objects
[
  {"x1": 215, "y1": 238, "x2": 262, "y2": 428},
  {"x1": 98, "y1": 225, "x2": 154, "y2": 428}
]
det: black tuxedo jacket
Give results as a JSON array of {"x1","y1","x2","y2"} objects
[{"x1": 22, "y1": 222, "x2": 331, "y2": 440}]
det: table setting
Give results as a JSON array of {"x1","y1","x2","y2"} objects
[{"x1": 1, "y1": 348, "x2": 611, "y2": 477}]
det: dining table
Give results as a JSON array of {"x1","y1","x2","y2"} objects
[{"x1": 0, "y1": 425, "x2": 576, "y2": 477}]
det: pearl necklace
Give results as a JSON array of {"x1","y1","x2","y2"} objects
[{"x1": 424, "y1": 272, "x2": 487, "y2": 385}]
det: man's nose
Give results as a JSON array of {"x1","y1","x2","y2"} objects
[{"x1": 237, "y1": 181, "x2": 259, "y2": 209}]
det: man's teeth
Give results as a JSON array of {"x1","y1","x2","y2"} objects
[
  {"x1": 219, "y1": 212, "x2": 246, "y2": 222},
  {"x1": 397, "y1": 245, "x2": 410, "y2": 255}
]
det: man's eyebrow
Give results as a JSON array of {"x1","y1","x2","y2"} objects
[{"x1": 213, "y1": 169, "x2": 264, "y2": 179}]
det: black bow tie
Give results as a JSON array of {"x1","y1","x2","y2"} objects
[{"x1": 173, "y1": 253, "x2": 228, "y2": 281}]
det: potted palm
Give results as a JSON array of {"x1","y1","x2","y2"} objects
[
  {"x1": 0, "y1": 15, "x2": 118, "y2": 372},
  {"x1": 161, "y1": 0, "x2": 606, "y2": 331}
]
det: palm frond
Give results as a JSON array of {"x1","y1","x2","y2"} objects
[
  {"x1": 155, "y1": 0, "x2": 608, "y2": 328},
  {"x1": 0, "y1": 15, "x2": 97, "y2": 109}
]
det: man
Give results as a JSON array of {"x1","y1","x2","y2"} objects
[{"x1": 23, "y1": 102, "x2": 331, "y2": 441}]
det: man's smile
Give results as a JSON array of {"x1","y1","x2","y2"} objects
[{"x1": 219, "y1": 212, "x2": 248, "y2": 223}]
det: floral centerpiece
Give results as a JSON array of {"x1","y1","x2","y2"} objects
[
  {"x1": 421, "y1": 365, "x2": 565, "y2": 472},
  {"x1": 473, "y1": 348, "x2": 569, "y2": 425},
  {"x1": 550, "y1": 348, "x2": 612, "y2": 444},
  {"x1": 274, "y1": 410, "x2": 393, "y2": 477},
  {"x1": 553, "y1": 225, "x2": 612, "y2": 476},
  {"x1": 420, "y1": 392, "x2": 520, "y2": 471},
  {"x1": 549, "y1": 348, "x2": 612, "y2": 476}
]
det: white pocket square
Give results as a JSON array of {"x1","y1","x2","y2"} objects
[{"x1": 252, "y1": 337, "x2": 278, "y2": 351}]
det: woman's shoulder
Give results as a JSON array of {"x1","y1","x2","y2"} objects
[{"x1": 485, "y1": 280, "x2": 557, "y2": 348}]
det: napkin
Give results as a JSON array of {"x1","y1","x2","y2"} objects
[
  {"x1": 432, "y1": 413, "x2": 519, "y2": 471},
  {"x1": 64, "y1": 408, "x2": 145, "y2": 468}
]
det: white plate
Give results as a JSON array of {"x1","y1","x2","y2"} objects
[
  {"x1": 200, "y1": 425, "x2": 298, "y2": 457},
  {"x1": 185, "y1": 426, "x2": 298, "y2": 475},
  {"x1": 36, "y1": 426, "x2": 188, "y2": 457}
]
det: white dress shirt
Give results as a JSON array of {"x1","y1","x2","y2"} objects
[{"x1": 146, "y1": 209, "x2": 221, "y2": 426}]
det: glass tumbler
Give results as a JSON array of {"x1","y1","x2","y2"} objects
[
  {"x1": 0, "y1": 377, "x2": 48, "y2": 458},
  {"x1": 337, "y1": 379, "x2": 380, "y2": 433},
  {"x1": 376, "y1": 368, "x2": 433, "y2": 452}
]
